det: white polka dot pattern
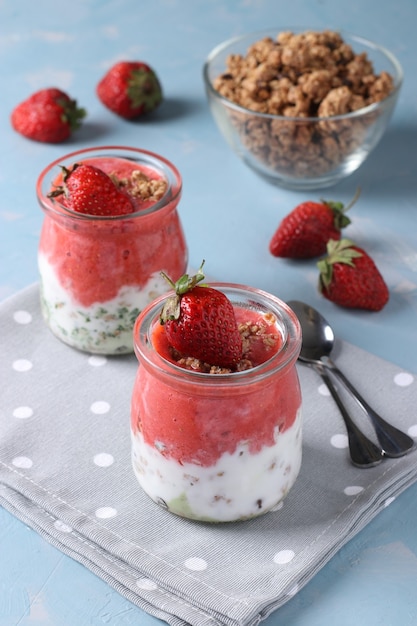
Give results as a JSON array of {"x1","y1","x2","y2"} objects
[
  {"x1": 93, "y1": 453, "x2": 114, "y2": 467},
  {"x1": 408, "y1": 425, "x2": 417, "y2": 438},
  {"x1": 95, "y1": 507, "x2": 117, "y2": 519},
  {"x1": 13, "y1": 310, "x2": 32, "y2": 324},
  {"x1": 1, "y1": 285, "x2": 417, "y2": 625},
  {"x1": 13, "y1": 406, "x2": 33, "y2": 419},
  {"x1": 136, "y1": 578, "x2": 158, "y2": 591},
  {"x1": 330, "y1": 433, "x2": 349, "y2": 449},
  {"x1": 54, "y1": 520, "x2": 73, "y2": 533},
  {"x1": 344, "y1": 486, "x2": 364, "y2": 496},
  {"x1": 318, "y1": 383, "x2": 330, "y2": 396},
  {"x1": 273, "y1": 550, "x2": 295, "y2": 565},
  {"x1": 90, "y1": 401, "x2": 111, "y2": 415},
  {"x1": 12, "y1": 359, "x2": 33, "y2": 372},
  {"x1": 394, "y1": 372, "x2": 414, "y2": 387},
  {"x1": 12, "y1": 456, "x2": 33, "y2": 469},
  {"x1": 88, "y1": 355, "x2": 107, "y2": 367},
  {"x1": 184, "y1": 557, "x2": 208, "y2": 571}
]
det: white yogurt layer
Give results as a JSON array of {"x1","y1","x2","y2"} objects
[
  {"x1": 131, "y1": 409, "x2": 302, "y2": 522},
  {"x1": 38, "y1": 254, "x2": 169, "y2": 354}
]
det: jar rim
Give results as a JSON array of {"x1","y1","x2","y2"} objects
[
  {"x1": 36, "y1": 145, "x2": 182, "y2": 222},
  {"x1": 133, "y1": 283, "x2": 302, "y2": 386}
]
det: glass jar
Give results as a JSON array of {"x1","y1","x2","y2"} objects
[
  {"x1": 36, "y1": 146, "x2": 187, "y2": 355},
  {"x1": 131, "y1": 284, "x2": 302, "y2": 522}
]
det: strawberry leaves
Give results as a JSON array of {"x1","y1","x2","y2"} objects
[
  {"x1": 160, "y1": 261, "x2": 206, "y2": 323},
  {"x1": 96, "y1": 61, "x2": 163, "y2": 119},
  {"x1": 11, "y1": 88, "x2": 86, "y2": 144},
  {"x1": 317, "y1": 239, "x2": 389, "y2": 311},
  {"x1": 269, "y1": 191, "x2": 388, "y2": 311},
  {"x1": 317, "y1": 239, "x2": 363, "y2": 289},
  {"x1": 269, "y1": 189, "x2": 359, "y2": 259},
  {"x1": 160, "y1": 262, "x2": 243, "y2": 368}
]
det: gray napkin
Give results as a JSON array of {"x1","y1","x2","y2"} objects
[{"x1": 1, "y1": 284, "x2": 416, "y2": 626}]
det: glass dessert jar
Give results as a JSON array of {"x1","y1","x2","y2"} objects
[
  {"x1": 36, "y1": 146, "x2": 187, "y2": 355},
  {"x1": 131, "y1": 284, "x2": 302, "y2": 522}
]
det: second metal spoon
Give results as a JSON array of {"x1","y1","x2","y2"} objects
[
  {"x1": 288, "y1": 300, "x2": 415, "y2": 460},
  {"x1": 314, "y1": 361, "x2": 383, "y2": 467}
]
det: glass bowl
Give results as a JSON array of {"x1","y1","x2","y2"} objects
[{"x1": 203, "y1": 28, "x2": 403, "y2": 190}]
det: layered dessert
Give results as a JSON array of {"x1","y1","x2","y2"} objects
[
  {"x1": 131, "y1": 283, "x2": 302, "y2": 522},
  {"x1": 37, "y1": 147, "x2": 187, "y2": 354}
]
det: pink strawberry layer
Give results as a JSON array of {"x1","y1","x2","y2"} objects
[
  {"x1": 40, "y1": 157, "x2": 186, "y2": 307},
  {"x1": 131, "y1": 307, "x2": 301, "y2": 467}
]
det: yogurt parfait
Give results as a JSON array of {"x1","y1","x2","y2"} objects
[
  {"x1": 36, "y1": 146, "x2": 187, "y2": 354},
  {"x1": 131, "y1": 269, "x2": 302, "y2": 522}
]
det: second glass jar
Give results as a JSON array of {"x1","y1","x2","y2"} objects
[{"x1": 36, "y1": 146, "x2": 187, "y2": 355}]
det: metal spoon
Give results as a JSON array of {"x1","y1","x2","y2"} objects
[
  {"x1": 288, "y1": 300, "x2": 415, "y2": 460},
  {"x1": 314, "y1": 361, "x2": 383, "y2": 468},
  {"x1": 288, "y1": 301, "x2": 383, "y2": 468}
]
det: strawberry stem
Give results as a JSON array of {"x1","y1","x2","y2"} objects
[
  {"x1": 57, "y1": 97, "x2": 86, "y2": 131},
  {"x1": 317, "y1": 238, "x2": 363, "y2": 290},
  {"x1": 344, "y1": 187, "x2": 361, "y2": 211},
  {"x1": 321, "y1": 187, "x2": 361, "y2": 230},
  {"x1": 160, "y1": 260, "x2": 206, "y2": 324},
  {"x1": 47, "y1": 164, "x2": 79, "y2": 199},
  {"x1": 160, "y1": 260, "x2": 206, "y2": 295}
]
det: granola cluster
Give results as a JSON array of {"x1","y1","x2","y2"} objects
[
  {"x1": 213, "y1": 30, "x2": 395, "y2": 178},
  {"x1": 112, "y1": 169, "x2": 168, "y2": 202},
  {"x1": 172, "y1": 317, "x2": 280, "y2": 374}
]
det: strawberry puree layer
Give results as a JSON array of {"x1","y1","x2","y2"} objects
[
  {"x1": 39, "y1": 156, "x2": 186, "y2": 308},
  {"x1": 131, "y1": 307, "x2": 301, "y2": 468}
]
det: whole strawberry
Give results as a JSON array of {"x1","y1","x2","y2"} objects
[
  {"x1": 11, "y1": 88, "x2": 86, "y2": 143},
  {"x1": 160, "y1": 262, "x2": 243, "y2": 368},
  {"x1": 48, "y1": 163, "x2": 135, "y2": 216},
  {"x1": 269, "y1": 192, "x2": 359, "y2": 259},
  {"x1": 96, "y1": 61, "x2": 163, "y2": 119},
  {"x1": 317, "y1": 239, "x2": 389, "y2": 311}
]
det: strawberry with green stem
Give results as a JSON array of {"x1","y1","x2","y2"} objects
[
  {"x1": 269, "y1": 190, "x2": 359, "y2": 259},
  {"x1": 160, "y1": 262, "x2": 243, "y2": 368},
  {"x1": 11, "y1": 88, "x2": 86, "y2": 143},
  {"x1": 317, "y1": 239, "x2": 389, "y2": 311},
  {"x1": 48, "y1": 163, "x2": 135, "y2": 217},
  {"x1": 96, "y1": 61, "x2": 163, "y2": 119}
]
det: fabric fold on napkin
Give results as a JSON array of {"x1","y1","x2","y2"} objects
[{"x1": 1, "y1": 284, "x2": 416, "y2": 626}]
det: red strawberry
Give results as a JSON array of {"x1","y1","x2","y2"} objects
[
  {"x1": 160, "y1": 262, "x2": 243, "y2": 368},
  {"x1": 11, "y1": 88, "x2": 86, "y2": 143},
  {"x1": 269, "y1": 191, "x2": 359, "y2": 259},
  {"x1": 96, "y1": 61, "x2": 163, "y2": 119},
  {"x1": 48, "y1": 163, "x2": 135, "y2": 216},
  {"x1": 317, "y1": 239, "x2": 389, "y2": 311}
]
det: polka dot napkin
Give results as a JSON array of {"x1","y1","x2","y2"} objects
[{"x1": 1, "y1": 284, "x2": 416, "y2": 626}]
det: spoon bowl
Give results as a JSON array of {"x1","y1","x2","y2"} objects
[
  {"x1": 288, "y1": 300, "x2": 415, "y2": 460},
  {"x1": 293, "y1": 303, "x2": 335, "y2": 363}
]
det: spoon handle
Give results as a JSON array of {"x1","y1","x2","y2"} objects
[
  {"x1": 326, "y1": 360, "x2": 415, "y2": 458},
  {"x1": 315, "y1": 364, "x2": 384, "y2": 468}
]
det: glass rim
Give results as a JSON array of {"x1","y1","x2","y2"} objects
[
  {"x1": 36, "y1": 145, "x2": 182, "y2": 222},
  {"x1": 133, "y1": 282, "x2": 302, "y2": 386}
]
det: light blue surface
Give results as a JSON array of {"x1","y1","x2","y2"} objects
[{"x1": 1, "y1": 1, "x2": 416, "y2": 624}]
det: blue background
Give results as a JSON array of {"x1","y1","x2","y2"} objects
[{"x1": 1, "y1": 1, "x2": 417, "y2": 624}]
